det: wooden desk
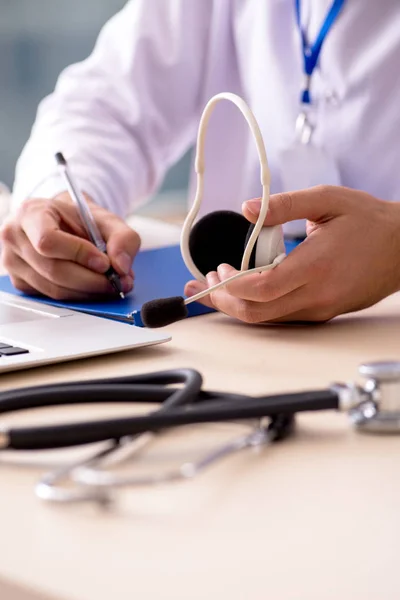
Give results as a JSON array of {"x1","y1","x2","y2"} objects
[{"x1": 0, "y1": 292, "x2": 400, "y2": 600}]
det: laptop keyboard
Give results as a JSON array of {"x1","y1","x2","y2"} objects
[{"x1": 0, "y1": 342, "x2": 29, "y2": 356}]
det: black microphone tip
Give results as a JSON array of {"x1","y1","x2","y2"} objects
[{"x1": 141, "y1": 296, "x2": 188, "y2": 328}]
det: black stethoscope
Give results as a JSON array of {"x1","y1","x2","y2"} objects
[
  {"x1": 1, "y1": 361, "x2": 399, "y2": 453},
  {"x1": 1, "y1": 360, "x2": 399, "y2": 504}
]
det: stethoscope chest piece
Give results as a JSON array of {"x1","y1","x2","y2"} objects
[{"x1": 350, "y1": 361, "x2": 400, "y2": 434}]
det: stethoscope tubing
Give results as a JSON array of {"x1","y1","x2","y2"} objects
[{"x1": 0, "y1": 367, "x2": 338, "y2": 450}]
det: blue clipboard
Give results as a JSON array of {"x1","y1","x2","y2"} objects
[{"x1": 0, "y1": 240, "x2": 301, "y2": 326}]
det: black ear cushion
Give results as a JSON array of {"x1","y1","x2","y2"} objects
[
  {"x1": 243, "y1": 224, "x2": 258, "y2": 269},
  {"x1": 188, "y1": 210, "x2": 250, "y2": 275}
]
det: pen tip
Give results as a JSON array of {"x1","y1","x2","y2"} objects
[
  {"x1": 55, "y1": 152, "x2": 66, "y2": 166},
  {"x1": 120, "y1": 292, "x2": 125, "y2": 299}
]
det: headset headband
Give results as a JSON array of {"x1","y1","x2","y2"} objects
[{"x1": 180, "y1": 93, "x2": 272, "y2": 282}]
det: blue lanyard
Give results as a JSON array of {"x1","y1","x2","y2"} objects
[{"x1": 295, "y1": 0, "x2": 346, "y2": 104}]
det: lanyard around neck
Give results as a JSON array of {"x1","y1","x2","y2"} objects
[{"x1": 295, "y1": 0, "x2": 346, "y2": 104}]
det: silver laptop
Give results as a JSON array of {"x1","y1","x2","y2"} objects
[{"x1": 0, "y1": 291, "x2": 170, "y2": 373}]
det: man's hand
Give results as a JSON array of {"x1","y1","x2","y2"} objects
[
  {"x1": 1, "y1": 192, "x2": 140, "y2": 300},
  {"x1": 185, "y1": 186, "x2": 400, "y2": 323}
]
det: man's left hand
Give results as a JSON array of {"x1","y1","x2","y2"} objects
[{"x1": 184, "y1": 186, "x2": 400, "y2": 323}]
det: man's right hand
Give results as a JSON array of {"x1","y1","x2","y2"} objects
[{"x1": 0, "y1": 192, "x2": 141, "y2": 300}]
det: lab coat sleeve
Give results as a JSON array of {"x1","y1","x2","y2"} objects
[{"x1": 11, "y1": 0, "x2": 213, "y2": 217}]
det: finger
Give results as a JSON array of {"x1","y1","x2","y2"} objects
[
  {"x1": 4, "y1": 242, "x2": 133, "y2": 300},
  {"x1": 19, "y1": 231, "x2": 133, "y2": 295},
  {"x1": 1, "y1": 226, "x2": 38, "y2": 295},
  {"x1": 184, "y1": 278, "x2": 216, "y2": 309},
  {"x1": 213, "y1": 239, "x2": 313, "y2": 302},
  {"x1": 97, "y1": 216, "x2": 141, "y2": 276},
  {"x1": 267, "y1": 308, "x2": 330, "y2": 324},
  {"x1": 20, "y1": 204, "x2": 111, "y2": 274},
  {"x1": 242, "y1": 186, "x2": 349, "y2": 227},
  {"x1": 207, "y1": 279, "x2": 329, "y2": 323},
  {"x1": 5, "y1": 254, "x2": 102, "y2": 300},
  {"x1": 265, "y1": 296, "x2": 339, "y2": 323},
  {"x1": 0, "y1": 215, "x2": 26, "y2": 252},
  {"x1": 207, "y1": 281, "x2": 266, "y2": 323},
  {"x1": 2, "y1": 222, "x2": 133, "y2": 296},
  {"x1": 6, "y1": 276, "x2": 38, "y2": 296}
]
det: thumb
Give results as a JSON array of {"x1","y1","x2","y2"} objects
[
  {"x1": 242, "y1": 186, "x2": 346, "y2": 226},
  {"x1": 98, "y1": 213, "x2": 141, "y2": 276}
]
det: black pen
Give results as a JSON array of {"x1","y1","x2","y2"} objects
[{"x1": 55, "y1": 152, "x2": 125, "y2": 299}]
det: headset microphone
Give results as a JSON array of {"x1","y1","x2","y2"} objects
[{"x1": 141, "y1": 296, "x2": 188, "y2": 329}]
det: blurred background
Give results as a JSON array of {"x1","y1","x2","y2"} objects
[{"x1": 0, "y1": 0, "x2": 190, "y2": 218}]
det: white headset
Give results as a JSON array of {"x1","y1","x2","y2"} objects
[{"x1": 179, "y1": 92, "x2": 286, "y2": 305}]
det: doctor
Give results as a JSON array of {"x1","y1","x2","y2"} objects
[{"x1": 2, "y1": 0, "x2": 400, "y2": 323}]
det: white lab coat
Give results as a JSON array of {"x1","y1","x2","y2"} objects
[{"x1": 11, "y1": 0, "x2": 400, "y2": 220}]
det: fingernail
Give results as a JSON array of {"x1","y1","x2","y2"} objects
[
  {"x1": 217, "y1": 263, "x2": 234, "y2": 279},
  {"x1": 206, "y1": 271, "x2": 220, "y2": 286},
  {"x1": 88, "y1": 255, "x2": 109, "y2": 273},
  {"x1": 116, "y1": 252, "x2": 132, "y2": 275},
  {"x1": 244, "y1": 199, "x2": 261, "y2": 216}
]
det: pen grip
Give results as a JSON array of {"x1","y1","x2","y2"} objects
[{"x1": 60, "y1": 164, "x2": 106, "y2": 250}]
